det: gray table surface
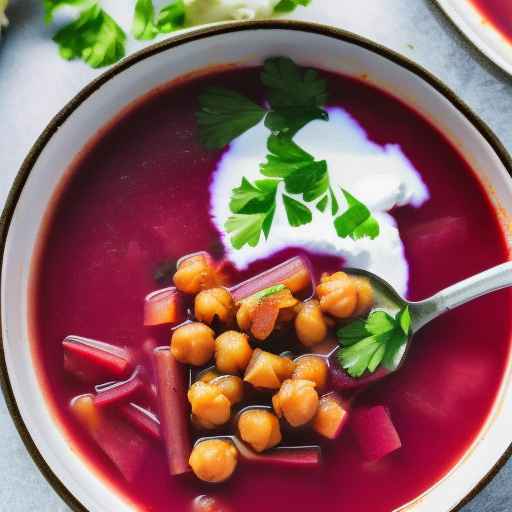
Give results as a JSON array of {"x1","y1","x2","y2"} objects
[{"x1": 1, "y1": 0, "x2": 511, "y2": 510}]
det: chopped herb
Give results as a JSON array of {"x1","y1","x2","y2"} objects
[
  {"x1": 284, "y1": 160, "x2": 329, "y2": 202},
  {"x1": 260, "y1": 134, "x2": 313, "y2": 178},
  {"x1": 229, "y1": 177, "x2": 277, "y2": 215},
  {"x1": 274, "y1": 0, "x2": 311, "y2": 12},
  {"x1": 334, "y1": 189, "x2": 380, "y2": 240},
  {"x1": 337, "y1": 306, "x2": 411, "y2": 377},
  {"x1": 316, "y1": 195, "x2": 328, "y2": 212},
  {"x1": 261, "y1": 57, "x2": 328, "y2": 135},
  {"x1": 156, "y1": 0, "x2": 185, "y2": 33},
  {"x1": 53, "y1": 2, "x2": 126, "y2": 68},
  {"x1": 132, "y1": 0, "x2": 158, "y2": 40},
  {"x1": 197, "y1": 88, "x2": 266, "y2": 149},
  {"x1": 283, "y1": 194, "x2": 312, "y2": 227},
  {"x1": 225, "y1": 177, "x2": 278, "y2": 248},
  {"x1": 251, "y1": 284, "x2": 286, "y2": 301}
]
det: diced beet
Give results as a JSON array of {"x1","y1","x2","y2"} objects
[
  {"x1": 313, "y1": 392, "x2": 350, "y2": 440},
  {"x1": 118, "y1": 403, "x2": 161, "y2": 441},
  {"x1": 144, "y1": 287, "x2": 184, "y2": 326},
  {"x1": 71, "y1": 395, "x2": 149, "y2": 481},
  {"x1": 154, "y1": 348, "x2": 192, "y2": 475},
  {"x1": 351, "y1": 405, "x2": 402, "y2": 462},
  {"x1": 230, "y1": 256, "x2": 313, "y2": 302},
  {"x1": 329, "y1": 359, "x2": 389, "y2": 391},
  {"x1": 63, "y1": 335, "x2": 133, "y2": 383},
  {"x1": 231, "y1": 437, "x2": 321, "y2": 468},
  {"x1": 94, "y1": 369, "x2": 144, "y2": 408}
]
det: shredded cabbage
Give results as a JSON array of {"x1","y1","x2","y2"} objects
[{"x1": 184, "y1": 0, "x2": 281, "y2": 25}]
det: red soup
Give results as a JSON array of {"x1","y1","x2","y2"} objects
[
  {"x1": 470, "y1": 0, "x2": 512, "y2": 42},
  {"x1": 31, "y1": 62, "x2": 511, "y2": 512}
]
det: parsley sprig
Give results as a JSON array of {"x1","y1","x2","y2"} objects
[
  {"x1": 337, "y1": 307, "x2": 411, "y2": 378},
  {"x1": 132, "y1": 0, "x2": 185, "y2": 41},
  {"x1": 52, "y1": 2, "x2": 126, "y2": 69},
  {"x1": 196, "y1": 57, "x2": 380, "y2": 249}
]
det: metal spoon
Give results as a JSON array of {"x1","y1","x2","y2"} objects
[{"x1": 343, "y1": 261, "x2": 512, "y2": 373}]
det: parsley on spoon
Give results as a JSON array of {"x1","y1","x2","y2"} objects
[{"x1": 333, "y1": 262, "x2": 512, "y2": 382}]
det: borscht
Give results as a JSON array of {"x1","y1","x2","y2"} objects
[
  {"x1": 31, "y1": 57, "x2": 511, "y2": 511},
  {"x1": 470, "y1": 0, "x2": 512, "y2": 43}
]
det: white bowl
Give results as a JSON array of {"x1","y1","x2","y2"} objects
[{"x1": 1, "y1": 20, "x2": 511, "y2": 512}]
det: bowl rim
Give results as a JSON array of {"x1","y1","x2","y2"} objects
[{"x1": 1, "y1": 18, "x2": 512, "y2": 512}]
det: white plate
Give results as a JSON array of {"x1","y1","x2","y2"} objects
[{"x1": 434, "y1": 0, "x2": 512, "y2": 76}]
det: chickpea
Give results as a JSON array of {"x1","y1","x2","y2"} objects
[
  {"x1": 236, "y1": 298, "x2": 255, "y2": 333},
  {"x1": 238, "y1": 409, "x2": 282, "y2": 453},
  {"x1": 272, "y1": 379, "x2": 319, "y2": 427},
  {"x1": 292, "y1": 355, "x2": 328, "y2": 391},
  {"x1": 294, "y1": 299, "x2": 328, "y2": 347},
  {"x1": 188, "y1": 381, "x2": 231, "y2": 427},
  {"x1": 173, "y1": 253, "x2": 219, "y2": 295},
  {"x1": 316, "y1": 272, "x2": 358, "y2": 318},
  {"x1": 189, "y1": 439, "x2": 238, "y2": 483},
  {"x1": 244, "y1": 349, "x2": 294, "y2": 390},
  {"x1": 191, "y1": 414, "x2": 217, "y2": 431},
  {"x1": 195, "y1": 288, "x2": 234, "y2": 325},
  {"x1": 211, "y1": 375, "x2": 244, "y2": 405},
  {"x1": 171, "y1": 322, "x2": 215, "y2": 366},
  {"x1": 215, "y1": 331, "x2": 253, "y2": 374},
  {"x1": 352, "y1": 276, "x2": 374, "y2": 316}
]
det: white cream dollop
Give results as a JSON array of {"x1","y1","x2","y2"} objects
[
  {"x1": 210, "y1": 108, "x2": 429, "y2": 296},
  {"x1": 184, "y1": 0, "x2": 280, "y2": 24}
]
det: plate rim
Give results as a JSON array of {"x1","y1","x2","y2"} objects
[
  {"x1": 1, "y1": 18, "x2": 512, "y2": 512},
  {"x1": 432, "y1": 0, "x2": 512, "y2": 78}
]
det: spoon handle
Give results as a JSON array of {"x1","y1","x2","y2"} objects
[{"x1": 410, "y1": 261, "x2": 512, "y2": 332}]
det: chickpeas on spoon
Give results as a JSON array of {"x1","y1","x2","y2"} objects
[{"x1": 335, "y1": 262, "x2": 512, "y2": 378}]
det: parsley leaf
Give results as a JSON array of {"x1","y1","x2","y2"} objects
[
  {"x1": 262, "y1": 57, "x2": 327, "y2": 110},
  {"x1": 229, "y1": 178, "x2": 277, "y2": 214},
  {"x1": 197, "y1": 88, "x2": 266, "y2": 149},
  {"x1": 53, "y1": 3, "x2": 126, "y2": 68},
  {"x1": 284, "y1": 160, "x2": 328, "y2": 202},
  {"x1": 283, "y1": 194, "x2": 312, "y2": 227},
  {"x1": 225, "y1": 213, "x2": 268, "y2": 250},
  {"x1": 44, "y1": 0, "x2": 92, "y2": 24},
  {"x1": 274, "y1": 0, "x2": 311, "y2": 12},
  {"x1": 226, "y1": 178, "x2": 277, "y2": 249},
  {"x1": 337, "y1": 306, "x2": 411, "y2": 377},
  {"x1": 132, "y1": 0, "x2": 158, "y2": 40},
  {"x1": 334, "y1": 188, "x2": 380, "y2": 240},
  {"x1": 157, "y1": 0, "x2": 186, "y2": 33},
  {"x1": 261, "y1": 57, "x2": 328, "y2": 135},
  {"x1": 260, "y1": 134, "x2": 313, "y2": 178},
  {"x1": 316, "y1": 195, "x2": 328, "y2": 212}
]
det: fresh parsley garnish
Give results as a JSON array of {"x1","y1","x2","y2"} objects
[
  {"x1": 132, "y1": 0, "x2": 185, "y2": 40},
  {"x1": 251, "y1": 284, "x2": 286, "y2": 301},
  {"x1": 197, "y1": 88, "x2": 266, "y2": 150},
  {"x1": 225, "y1": 178, "x2": 277, "y2": 249},
  {"x1": 262, "y1": 57, "x2": 328, "y2": 135},
  {"x1": 337, "y1": 306, "x2": 412, "y2": 378},
  {"x1": 53, "y1": 2, "x2": 126, "y2": 68},
  {"x1": 334, "y1": 189, "x2": 380, "y2": 240},
  {"x1": 260, "y1": 134, "x2": 314, "y2": 178},
  {"x1": 195, "y1": 57, "x2": 380, "y2": 250},
  {"x1": 156, "y1": 0, "x2": 186, "y2": 33},
  {"x1": 274, "y1": 0, "x2": 311, "y2": 12},
  {"x1": 283, "y1": 194, "x2": 312, "y2": 227}
]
